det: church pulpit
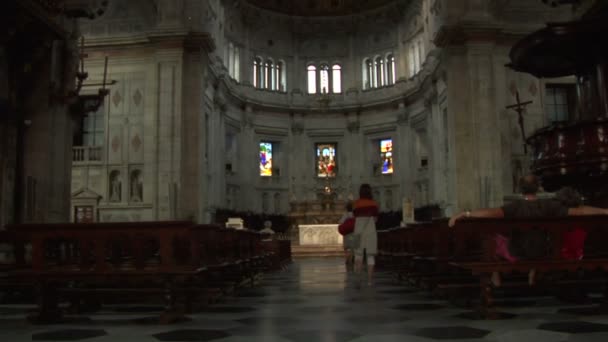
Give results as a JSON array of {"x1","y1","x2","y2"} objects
[{"x1": 509, "y1": 4, "x2": 608, "y2": 205}]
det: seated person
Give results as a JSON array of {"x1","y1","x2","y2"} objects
[{"x1": 449, "y1": 175, "x2": 608, "y2": 286}]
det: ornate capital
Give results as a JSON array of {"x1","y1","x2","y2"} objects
[
  {"x1": 291, "y1": 122, "x2": 305, "y2": 135},
  {"x1": 347, "y1": 120, "x2": 360, "y2": 133},
  {"x1": 397, "y1": 112, "x2": 409, "y2": 126}
]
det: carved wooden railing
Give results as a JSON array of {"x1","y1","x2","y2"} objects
[
  {"x1": 0, "y1": 221, "x2": 283, "y2": 322},
  {"x1": 3, "y1": 221, "x2": 269, "y2": 273}
]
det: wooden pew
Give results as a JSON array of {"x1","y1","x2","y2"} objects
[
  {"x1": 378, "y1": 221, "x2": 463, "y2": 289},
  {"x1": 449, "y1": 216, "x2": 608, "y2": 318},
  {"x1": 1, "y1": 221, "x2": 271, "y2": 323}
]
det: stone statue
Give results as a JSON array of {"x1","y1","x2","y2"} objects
[
  {"x1": 260, "y1": 220, "x2": 275, "y2": 240},
  {"x1": 109, "y1": 172, "x2": 121, "y2": 202},
  {"x1": 130, "y1": 170, "x2": 143, "y2": 202}
]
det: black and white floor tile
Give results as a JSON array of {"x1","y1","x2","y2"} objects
[{"x1": 1, "y1": 257, "x2": 608, "y2": 342}]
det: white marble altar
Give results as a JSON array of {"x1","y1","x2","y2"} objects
[
  {"x1": 298, "y1": 224, "x2": 343, "y2": 245},
  {"x1": 226, "y1": 217, "x2": 244, "y2": 229}
]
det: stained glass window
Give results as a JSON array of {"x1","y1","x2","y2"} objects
[
  {"x1": 380, "y1": 139, "x2": 393, "y2": 175},
  {"x1": 316, "y1": 143, "x2": 336, "y2": 178},
  {"x1": 260, "y1": 142, "x2": 273, "y2": 177}
]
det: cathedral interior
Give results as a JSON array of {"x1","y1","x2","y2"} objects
[{"x1": 1, "y1": 0, "x2": 608, "y2": 341}]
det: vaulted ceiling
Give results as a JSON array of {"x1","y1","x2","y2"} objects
[{"x1": 242, "y1": 0, "x2": 401, "y2": 16}]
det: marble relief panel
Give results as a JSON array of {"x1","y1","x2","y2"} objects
[
  {"x1": 128, "y1": 125, "x2": 144, "y2": 163},
  {"x1": 127, "y1": 74, "x2": 145, "y2": 116},
  {"x1": 108, "y1": 125, "x2": 124, "y2": 164},
  {"x1": 109, "y1": 74, "x2": 126, "y2": 116}
]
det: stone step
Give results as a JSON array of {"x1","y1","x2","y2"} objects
[{"x1": 292, "y1": 244, "x2": 345, "y2": 258}]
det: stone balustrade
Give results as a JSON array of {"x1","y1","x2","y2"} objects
[{"x1": 72, "y1": 146, "x2": 103, "y2": 163}]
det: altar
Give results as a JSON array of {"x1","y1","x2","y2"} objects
[
  {"x1": 298, "y1": 224, "x2": 343, "y2": 245},
  {"x1": 288, "y1": 180, "x2": 348, "y2": 256}
]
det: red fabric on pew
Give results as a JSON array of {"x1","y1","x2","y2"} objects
[
  {"x1": 494, "y1": 234, "x2": 518, "y2": 263},
  {"x1": 561, "y1": 227, "x2": 587, "y2": 260}
]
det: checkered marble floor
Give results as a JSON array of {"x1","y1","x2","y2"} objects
[{"x1": 2, "y1": 257, "x2": 608, "y2": 341}]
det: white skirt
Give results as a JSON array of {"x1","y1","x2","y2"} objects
[{"x1": 353, "y1": 216, "x2": 377, "y2": 256}]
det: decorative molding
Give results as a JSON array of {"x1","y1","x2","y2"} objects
[
  {"x1": 434, "y1": 24, "x2": 523, "y2": 47},
  {"x1": 362, "y1": 125, "x2": 397, "y2": 135},
  {"x1": 410, "y1": 111, "x2": 427, "y2": 129},
  {"x1": 254, "y1": 127, "x2": 289, "y2": 137},
  {"x1": 306, "y1": 129, "x2": 345, "y2": 138},
  {"x1": 85, "y1": 31, "x2": 215, "y2": 53},
  {"x1": 224, "y1": 115, "x2": 242, "y2": 131}
]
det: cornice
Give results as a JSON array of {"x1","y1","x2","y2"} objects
[
  {"x1": 85, "y1": 30, "x2": 216, "y2": 53},
  {"x1": 434, "y1": 23, "x2": 527, "y2": 47}
]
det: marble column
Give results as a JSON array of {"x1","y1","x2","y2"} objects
[
  {"x1": 289, "y1": 113, "x2": 306, "y2": 200},
  {"x1": 155, "y1": 51, "x2": 183, "y2": 220},
  {"x1": 345, "y1": 112, "x2": 361, "y2": 198},
  {"x1": 446, "y1": 42, "x2": 504, "y2": 210},
  {"x1": 396, "y1": 103, "x2": 415, "y2": 207},
  {"x1": 180, "y1": 48, "x2": 204, "y2": 221},
  {"x1": 207, "y1": 100, "x2": 226, "y2": 211},
  {"x1": 238, "y1": 104, "x2": 256, "y2": 210}
]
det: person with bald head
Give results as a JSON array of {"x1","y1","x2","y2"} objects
[{"x1": 449, "y1": 175, "x2": 608, "y2": 226}]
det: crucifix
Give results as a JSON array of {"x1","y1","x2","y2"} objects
[{"x1": 506, "y1": 91, "x2": 533, "y2": 153}]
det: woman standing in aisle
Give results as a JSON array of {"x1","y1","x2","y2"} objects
[{"x1": 352, "y1": 184, "x2": 379, "y2": 286}]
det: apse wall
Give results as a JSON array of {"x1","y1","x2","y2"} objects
[{"x1": 213, "y1": 0, "x2": 444, "y2": 216}]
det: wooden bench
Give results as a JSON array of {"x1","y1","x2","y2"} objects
[
  {"x1": 1, "y1": 221, "x2": 274, "y2": 323},
  {"x1": 448, "y1": 216, "x2": 608, "y2": 318},
  {"x1": 378, "y1": 216, "x2": 608, "y2": 318},
  {"x1": 378, "y1": 222, "x2": 467, "y2": 289}
]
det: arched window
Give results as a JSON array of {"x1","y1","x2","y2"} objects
[
  {"x1": 233, "y1": 46, "x2": 240, "y2": 82},
  {"x1": 277, "y1": 60, "x2": 286, "y2": 91},
  {"x1": 226, "y1": 43, "x2": 240, "y2": 82},
  {"x1": 332, "y1": 64, "x2": 342, "y2": 93},
  {"x1": 319, "y1": 64, "x2": 330, "y2": 94},
  {"x1": 372, "y1": 59, "x2": 378, "y2": 88},
  {"x1": 226, "y1": 43, "x2": 232, "y2": 74},
  {"x1": 362, "y1": 58, "x2": 371, "y2": 89},
  {"x1": 265, "y1": 59, "x2": 273, "y2": 90},
  {"x1": 418, "y1": 40, "x2": 425, "y2": 69},
  {"x1": 386, "y1": 54, "x2": 395, "y2": 85},
  {"x1": 275, "y1": 61, "x2": 281, "y2": 91},
  {"x1": 253, "y1": 57, "x2": 263, "y2": 88},
  {"x1": 413, "y1": 43, "x2": 421, "y2": 74},
  {"x1": 375, "y1": 56, "x2": 384, "y2": 87},
  {"x1": 307, "y1": 65, "x2": 317, "y2": 94},
  {"x1": 408, "y1": 47, "x2": 416, "y2": 76}
]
